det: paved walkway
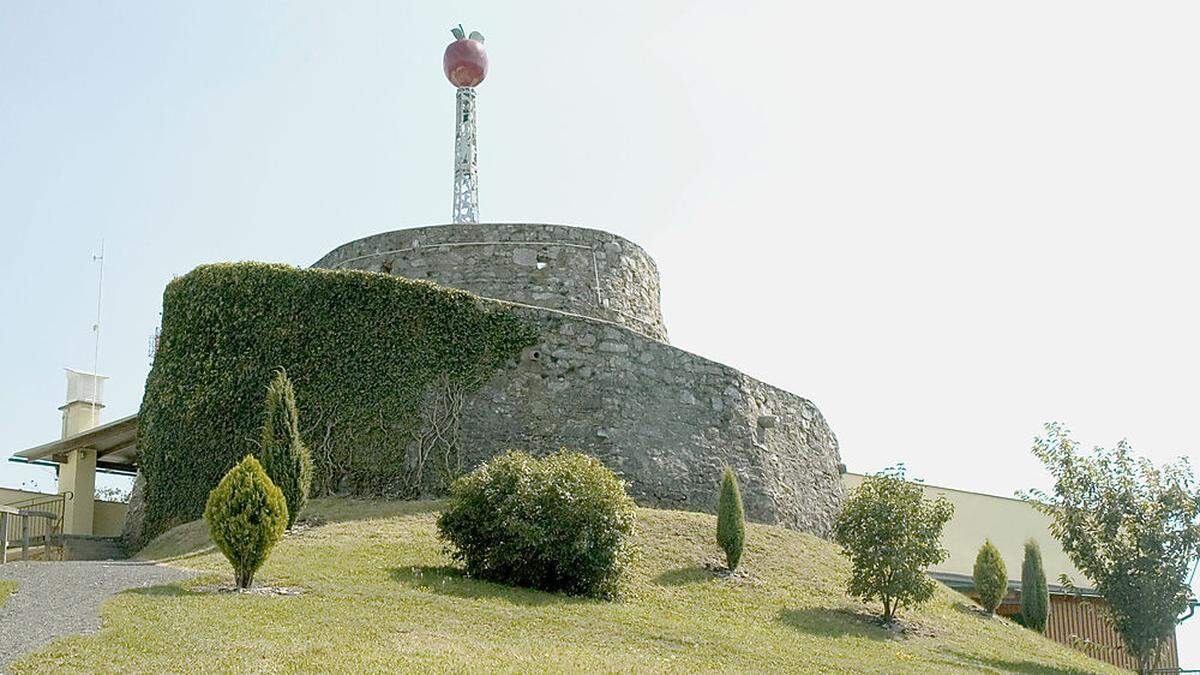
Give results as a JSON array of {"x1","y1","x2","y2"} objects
[{"x1": 0, "y1": 560, "x2": 195, "y2": 671}]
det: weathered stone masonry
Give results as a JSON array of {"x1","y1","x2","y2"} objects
[
  {"x1": 463, "y1": 305, "x2": 845, "y2": 536},
  {"x1": 315, "y1": 223, "x2": 845, "y2": 537},
  {"x1": 315, "y1": 223, "x2": 669, "y2": 342}
]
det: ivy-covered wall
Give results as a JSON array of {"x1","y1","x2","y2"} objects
[{"x1": 137, "y1": 263, "x2": 537, "y2": 543}]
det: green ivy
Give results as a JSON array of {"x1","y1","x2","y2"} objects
[{"x1": 138, "y1": 262, "x2": 538, "y2": 545}]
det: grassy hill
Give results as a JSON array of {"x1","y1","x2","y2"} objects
[{"x1": 14, "y1": 499, "x2": 1119, "y2": 673}]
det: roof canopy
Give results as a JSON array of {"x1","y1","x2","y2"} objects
[{"x1": 14, "y1": 414, "x2": 138, "y2": 472}]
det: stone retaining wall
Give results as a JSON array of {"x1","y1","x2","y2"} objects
[{"x1": 461, "y1": 303, "x2": 845, "y2": 537}]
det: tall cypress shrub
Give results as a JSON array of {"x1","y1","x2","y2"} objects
[
  {"x1": 716, "y1": 465, "x2": 746, "y2": 570},
  {"x1": 973, "y1": 540, "x2": 1008, "y2": 615},
  {"x1": 1021, "y1": 539, "x2": 1050, "y2": 632},
  {"x1": 259, "y1": 368, "x2": 313, "y2": 529}
]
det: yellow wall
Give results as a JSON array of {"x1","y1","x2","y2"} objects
[
  {"x1": 842, "y1": 473, "x2": 1087, "y2": 587},
  {"x1": 92, "y1": 499, "x2": 127, "y2": 537},
  {"x1": 0, "y1": 487, "x2": 127, "y2": 537}
]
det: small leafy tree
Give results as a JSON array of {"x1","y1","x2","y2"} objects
[
  {"x1": 716, "y1": 465, "x2": 746, "y2": 571},
  {"x1": 204, "y1": 455, "x2": 289, "y2": 589},
  {"x1": 1023, "y1": 422, "x2": 1200, "y2": 673},
  {"x1": 834, "y1": 466, "x2": 954, "y2": 622},
  {"x1": 258, "y1": 368, "x2": 312, "y2": 529},
  {"x1": 1020, "y1": 539, "x2": 1050, "y2": 632},
  {"x1": 973, "y1": 540, "x2": 1007, "y2": 615}
]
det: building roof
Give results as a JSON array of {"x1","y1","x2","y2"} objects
[
  {"x1": 931, "y1": 571, "x2": 1102, "y2": 599},
  {"x1": 13, "y1": 413, "x2": 139, "y2": 471}
]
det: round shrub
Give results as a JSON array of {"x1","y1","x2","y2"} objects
[
  {"x1": 436, "y1": 450, "x2": 636, "y2": 599},
  {"x1": 205, "y1": 455, "x2": 289, "y2": 589},
  {"x1": 973, "y1": 539, "x2": 1008, "y2": 614}
]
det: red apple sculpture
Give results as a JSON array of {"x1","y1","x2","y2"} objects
[{"x1": 443, "y1": 25, "x2": 487, "y2": 88}]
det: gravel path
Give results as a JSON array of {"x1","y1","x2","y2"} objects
[{"x1": 0, "y1": 560, "x2": 195, "y2": 671}]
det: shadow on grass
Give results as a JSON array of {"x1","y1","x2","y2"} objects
[
  {"x1": 134, "y1": 498, "x2": 445, "y2": 562},
  {"x1": 654, "y1": 565, "x2": 712, "y2": 586},
  {"x1": 951, "y1": 600, "x2": 994, "y2": 618},
  {"x1": 776, "y1": 607, "x2": 894, "y2": 641},
  {"x1": 387, "y1": 565, "x2": 592, "y2": 607},
  {"x1": 935, "y1": 649, "x2": 1101, "y2": 675},
  {"x1": 306, "y1": 498, "x2": 445, "y2": 525},
  {"x1": 124, "y1": 584, "x2": 202, "y2": 598}
]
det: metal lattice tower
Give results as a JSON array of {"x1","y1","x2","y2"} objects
[
  {"x1": 443, "y1": 25, "x2": 487, "y2": 224},
  {"x1": 452, "y1": 87, "x2": 479, "y2": 224}
]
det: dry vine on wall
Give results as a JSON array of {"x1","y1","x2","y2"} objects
[{"x1": 406, "y1": 373, "x2": 471, "y2": 496}]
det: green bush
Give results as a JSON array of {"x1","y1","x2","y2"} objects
[
  {"x1": 834, "y1": 466, "x2": 954, "y2": 622},
  {"x1": 973, "y1": 540, "x2": 1008, "y2": 614},
  {"x1": 137, "y1": 263, "x2": 537, "y2": 545},
  {"x1": 716, "y1": 465, "x2": 746, "y2": 570},
  {"x1": 1020, "y1": 539, "x2": 1050, "y2": 632},
  {"x1": 204, "y1": 455, "x2": 289, "y2": 589},
  {"x1": 258, "y1": 368, "x2": 313, "y2": 529},
  {"x1": 437, "y1": 450, "x2": 636, "y2": 599}
]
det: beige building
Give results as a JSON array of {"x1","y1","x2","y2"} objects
[
  {"x1": 842, "y1": 473, "x2": 1082, "y2": 588},
  {"x1": 2, "y1": 370, "x2": 133, "y2": 560},
  {"x1": 842, "y1": 472, "x2": 1181, "y2": 671}
]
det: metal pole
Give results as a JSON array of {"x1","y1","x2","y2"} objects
[
  {"x1": 21, "y1": 515, "x2": 30, "y2": 561},
  {"x1": 0, "y1": 514, "x2": 8, "y2": 564},
  {"x1": 92, "y1": 239, "x2": 105, "y2": 427},
  {"x1": 452, "y1": 87, "x2": 479, "y2": 224}
]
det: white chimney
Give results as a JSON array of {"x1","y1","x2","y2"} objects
[{"x1": 61, "y1": 368, "x2": 107, "y2": 438}]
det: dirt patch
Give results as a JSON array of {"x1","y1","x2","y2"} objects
[
  {"x1": 286, "y1": 516, "x2": 328, "y2": 537},
  {"x1": 952, "y1": 601, "x2": 996, "y2": 619},
  {"x1": 874, "y1": 613, "x2": 940, "y2": 638},
  {"x1": 193, "y1": 584, "x2": 306, "y2": 597},
  {"x1": 829, "y1": 606, "x2": 942, "y2": 639},
  {"x1": 700, "y1": 558, "x2": 763, "y2": 586}
]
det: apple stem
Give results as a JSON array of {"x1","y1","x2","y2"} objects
[{"x1": 451, "y1": 25, "x2": 465, "y2": 40}]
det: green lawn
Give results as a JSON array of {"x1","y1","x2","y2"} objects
[
  {"x1": 14, "y1": 498, "x2": 1120, "y2": 673},
  {"x1": 0, "y1": 579, "x2": 15, "y2": 608}
]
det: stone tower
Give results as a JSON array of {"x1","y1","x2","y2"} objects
[{"x1": 310, "y1": 28, "x2": 845, "y2": 535}]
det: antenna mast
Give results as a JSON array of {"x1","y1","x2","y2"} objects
[{"x1": 91, "y1": 239, "x2": 104, "y2": 427}]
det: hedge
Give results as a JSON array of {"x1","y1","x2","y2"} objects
[{"x1": 138, "y1": 262, "x2": 537, "y2": 544}]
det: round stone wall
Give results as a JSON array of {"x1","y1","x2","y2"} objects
[{"x1": 312, "y1": 223, "x2": 668, "y2": 341}]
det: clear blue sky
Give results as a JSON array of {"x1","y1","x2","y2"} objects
[{"x1": 2, "y1": 1, "x2": 1197, "y2": 663}]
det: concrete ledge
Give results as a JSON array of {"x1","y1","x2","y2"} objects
[{"x1": 53, "y1": 534, "x2": 127, "y2": 561}]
